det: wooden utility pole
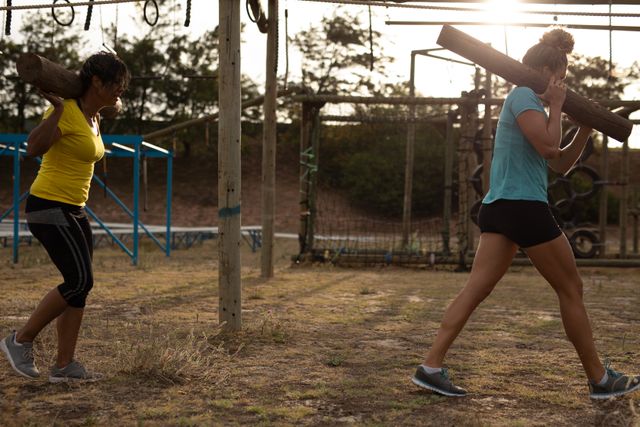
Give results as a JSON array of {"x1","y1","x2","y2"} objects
[
  {"x1": 598, "y1": 135, "x2": 609, "y2": 258},
  {"x1": 261, "y1": 0, "x2": 278, "y2": 278},
  {"x1": 402, "y1": 52, "x2": 417, "y2": 248},
  {"x1": 437, "y1": 25, "x2": 633, "y2": 142},
  {"x1": 620, "y1": 137, "x2": 630, "y2": 258},
  {"x1": 442, "y1": 109, "x2": 456, "y2": 256},
  {"x1": 482, "y1": 68, "x2": 492, "y2": 195},
  {"x1": 218, "y1": 0, "x2": 242, "y2": 331}
]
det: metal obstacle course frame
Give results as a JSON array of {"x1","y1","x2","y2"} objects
[{"x1": 0, "y1": 133, "x2": 173, "y2": 265}]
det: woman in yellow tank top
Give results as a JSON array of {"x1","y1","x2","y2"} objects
[{"x1": 0, "y1": 52, "x2": 130, "y2": 383}]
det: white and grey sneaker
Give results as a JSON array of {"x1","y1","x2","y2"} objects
[
  {"x1": 412, "y1": 365, "x2": 467, "y2": 397},
  {"x1": 0, "y1": 330, "x2": 40, "y2": 379},
  {"x1": 49, "y1": 360, "x2": 102, "y2": 383},
  {"x1": 589, "y1": 361, "x2": 640, "y2": 399}
]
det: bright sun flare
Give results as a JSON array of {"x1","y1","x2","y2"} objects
[{"x1": 483, "y1": 0, "x2": 522, "y2": 25}]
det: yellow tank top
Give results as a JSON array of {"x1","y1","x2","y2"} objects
[{"x1": 30, "y1": 99, "x2": 105, "y2": 206}]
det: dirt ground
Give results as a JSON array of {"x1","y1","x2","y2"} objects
[{"x1": 1, "y1": 238, "x2": 639, "y2": 426}]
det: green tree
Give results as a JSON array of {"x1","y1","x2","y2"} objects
[
  {"x1": 292, "y1": 8, "x2": 392, "y2": 96},
  {"x1": 0, "y1": 10, "x2": 83, "y2": 132}
]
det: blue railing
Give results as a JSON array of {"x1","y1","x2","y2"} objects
[{"x1": 0, "y1": 134, "x2": 173, "y2": 265}]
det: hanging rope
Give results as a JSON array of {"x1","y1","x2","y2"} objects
[
  {"x1": 274, "y1": 0, "x2": 279, "y2": 75},
  {"x1": 246, "y1": 0, "x2": 260, "y2": 23},
  {"x1": 1, "y1": 0, "x2": 147, "y2": 11},
  {"x1": 608, "y1": 0, "x2": 614, "y2": 80},
  {"x1": 52, "y1": 0, "x2": 75, "y2": 26},
  {"x1": 4, "y1": 0, "x2": 11, "y2": 35},
  {"x1": 246, "y1": 0, "x2": 268, "y2": 32},
  {"x1": 84, "y1": 0, "x2": 93, "y2": 30},
  {"x1": 293, "y1": 0, "x2": 640, "y2": 19},
  {"x1": 143, "y1": 0, "x2": 158, "y2": 26},
  {"x1": 184, "y1": 0, "x2": 191, "y2": 26},
  {"x1": 284, "y1": 4, "x2": 289, "y2": 90},
  {"x1": 368, "y1": 5, "x2": 373, "y2": 71}
]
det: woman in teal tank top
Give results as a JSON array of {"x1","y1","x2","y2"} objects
[{"x1": 412, "y1": 28, "x2": 640, "y2": 399}]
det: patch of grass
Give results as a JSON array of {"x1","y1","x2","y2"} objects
[
  {"x1": 286, "y1": 385, "x2": 331, "y2": 400},
  {"x1": 110, "y1": 323, "x2": 231, "y2": 385},
  {"x1": 326, "y1": 353, "x2": 345, "y2": 367},
  {"x1": 359, "y1": 287, "x2": 375, "y2": 295}
]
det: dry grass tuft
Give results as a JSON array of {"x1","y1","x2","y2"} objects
[{"x1": 110, "y1": 323, "x2": 232, "y2": 385}]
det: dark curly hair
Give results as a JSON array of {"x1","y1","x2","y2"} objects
[
  {"x1": 522, "y1": 27, "x2": 575, "y2": 73},
  {"x1": 78, "y1": 51, "x2": 130, "y2": 94}
]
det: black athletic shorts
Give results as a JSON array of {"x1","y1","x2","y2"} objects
[{"x1": 478, "y1": 199, "x2": 562, "y2": 248}]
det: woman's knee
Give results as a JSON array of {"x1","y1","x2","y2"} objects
[
  {"x1": 554, "y1": 277, "x2": 584, "y2": 301},
  {"x1": 58, "y1": 273, "x2": 94, "y2": 308}
]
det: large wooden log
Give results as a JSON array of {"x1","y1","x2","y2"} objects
[
  {"x1": 436, "y1": 25, "x2": 633, "y2": 142},
  {"x1": 16, "y1": 53, "x2": 121, "y2": 119}
]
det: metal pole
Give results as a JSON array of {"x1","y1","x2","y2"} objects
[
  {"x1": 218, "y1": 0, "x2": 243, "y2": 331},
  {"x1": 402, "y1": 52, "x2": 416, "y2": 247},
  {"x1": 261, "y1": 0, "x2": 278, "y2": 278},
  {"x1": 166, "y1": 151, "x2": 173, "y2": 257},
  {"x1": 133, "y1": 138, "x2": 140, "y2": 265},
  {"x1": 12, "y1": 138, "x2": 20, "y2": 264}
]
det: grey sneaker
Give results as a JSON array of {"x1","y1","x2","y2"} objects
[
  {"x1": 589, "y1": 361, "x2": 640, "y2": 399},
  {"x1": 412, "y1": 365, "x2": 467, "y2": 397},
  {"x1": 0, "y1": 331, "x2": 40, "y2": 379},
  {"x1": 49, "y1": 360, "x2": 101, "y2": 383}
]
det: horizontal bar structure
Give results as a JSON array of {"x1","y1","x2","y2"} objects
[
  {"x1": 143, "y1": 86, "x2": 303, "y2": 140},
  {"x1": 298, "y1": 0, "x2": 640, "y2": 17},
  {"x1": 294, "y1": 94, "x2": 640, "y2": 109},
  {"x1": 387, "y1": 0, "x2": 640, "y2": 4},
  {"x1": 436, "y1": 25, "x2": 635, "y2": 141},
  {"x1": 0, "y1": 133, "x2": 173, "y2": 265},
  {"x1": 387, "y1": 21, "x2": 640, "y2": 32}
]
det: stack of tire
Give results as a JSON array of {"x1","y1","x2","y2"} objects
[{"x1": 469, "y1": 127, "x2": 602, "y2": 258}]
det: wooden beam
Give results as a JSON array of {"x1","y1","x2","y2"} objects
[
  {"x1": 261, "y1": 0, "x2": 278, "y2": 279},
  {"x1": 218, "y1": 0, "x2": 242, "y2": 332},
  {"x1": 388, "y1": 21, "x2": 640, "y2": 32},
  {"x1": 389, "y1": 0, "x2": 640, "y2": 4},
  {"x1": 293, "y1": 94, "x2": 640, "y2": 109},
  {"x1": 16, "y1": 53, "x2": 121, "y2": 119},
  {"x1": 436, "y1": 25, "x2": 634, "y2": 142}
]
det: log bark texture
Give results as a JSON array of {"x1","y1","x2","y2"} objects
[
  {"x1": 16, "y1": 53, "x2": 120, "y2": 119},
  {"x1": 437, "y1": 25, "x2": 633, "y2": 142}
]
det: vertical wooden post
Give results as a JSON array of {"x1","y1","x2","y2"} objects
[
  {"x1": 298, "y1": 102, "x2": 313, "y2": 255},
  {"x1": 598, "y1": 135, "x2": 609, "y2": 258},
  {"x1": 467, "y1": 69, "x2": 481, "y2": 252},
  {"x1": 442, "y1": 109, "x2": 456, "y2": 256},
  {"x1": 620, "y1": 137, "x2": 630, "y2": 258},
  {"x1": 482, "y1": 69, "x2": 492, "y2": 195},
  {"x1": 261, "y1": 0, "x2": 278, "y2": 278},
  {"x1": 218, "y1": 0, "x2": 242, "y2": 331},
  {"x1": 402, "y1": 52, "x2": 417, "y2": 248},
  {"x1": 632, "y1": 190, "x2": 638, "y2": 254},
  {"x1": 457, "y1": 102, "x2": 470, "y2": 270},
  {"x1": 307, "y1": 108, "x2": 322, "y2": 253}
]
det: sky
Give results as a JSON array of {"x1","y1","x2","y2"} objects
[{"x1": 2, "y1": 0, "x2": 639, "y2": 146}]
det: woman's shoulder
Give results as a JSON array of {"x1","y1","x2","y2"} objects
[{"x1": 509, "y1": 86, "x2": 536, "y2": 98}]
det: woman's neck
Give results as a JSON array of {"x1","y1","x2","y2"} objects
[{"x1": 78, "y1": 93, "x2": 101, "y2": 120}]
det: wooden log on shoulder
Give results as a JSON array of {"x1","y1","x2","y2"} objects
[
  {"x1": 436, "y1": 25, "x2": 633, "y2": 142},
  {"x1": 16, "y1": 53, "x2": 121, "y2": 119}
]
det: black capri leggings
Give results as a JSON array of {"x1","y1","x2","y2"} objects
[
  {"x1": 478, "y1": 199, "x2": 562, "y2": 248},
  {"x1": 25, "y1": 195, "x2": 94, "y2": 308}
]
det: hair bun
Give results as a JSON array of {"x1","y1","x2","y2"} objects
[{"x1": 540, "y1": 27, "x2": 574, "y2": 54}]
